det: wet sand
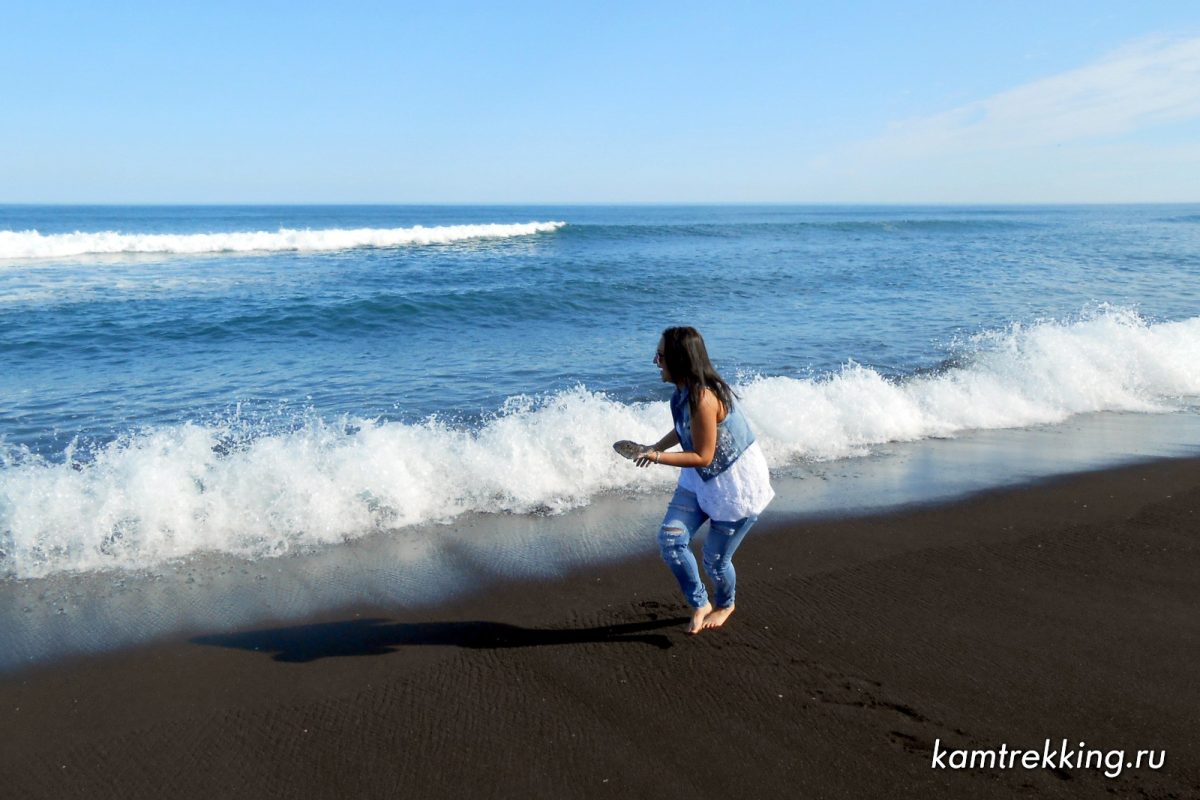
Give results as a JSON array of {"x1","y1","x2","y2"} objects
[{"x1": 2, "y1": 457, "x2": 1198, "y2": 799}]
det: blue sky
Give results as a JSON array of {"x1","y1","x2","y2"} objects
[{"x1": 2, "y1": 1, "x2": 1198, "y2": 203}]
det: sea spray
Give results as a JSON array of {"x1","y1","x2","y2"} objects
[
  {"x1": 0, "y1": 389, "x2": 673, "y2": 579},
  {"x1": 743, "y1": 308, "x2": 1200, "y2": 463}
]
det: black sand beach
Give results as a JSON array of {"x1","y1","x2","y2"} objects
[{"x1": 2, "y1": 457, "x2": 1198, "y2": 799}]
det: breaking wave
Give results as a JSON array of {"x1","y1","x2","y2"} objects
[
  {"x1": 0, "y1": 221, "x2": 567, "y2": 260},
  {"x1": 2, "y1": 308, "x2": 1198, "y2": 579}
]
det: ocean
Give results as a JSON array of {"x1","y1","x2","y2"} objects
[{"x1": 2, "y1": 204, "x2": 1200, "y2": 667}]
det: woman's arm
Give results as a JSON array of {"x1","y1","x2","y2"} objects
[
  {"x1": 636, "y1": 389, "x2": 719, "y2": 469},
  {"x1": 634, "y1": 429, "x2": 679, "y2": 468},
  {"x1": 652, "y1": 429, "x2": 680, "y2": 452}
]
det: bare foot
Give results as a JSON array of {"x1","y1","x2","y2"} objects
[
  {"x1": 687, "y1": 603, "x2": 712, "y2": 634},
  {"x1": 702, "y1": 605, "x2": 735, "y2": 629}
]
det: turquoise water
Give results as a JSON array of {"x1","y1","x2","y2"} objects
[{"x1": 2, "y1": 204, "x2": 1199, "y2": 579}]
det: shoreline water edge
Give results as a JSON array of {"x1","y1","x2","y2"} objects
[{"x1": 2, "y1": 407, "x2": 1199, "y2": 674}]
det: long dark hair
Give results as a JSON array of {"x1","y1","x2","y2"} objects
[{"x1": 660, "y1": 326, "x2": 736, "y2": 416}]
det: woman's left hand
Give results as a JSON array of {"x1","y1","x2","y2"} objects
[{"x1": 634, "y1": 449, "x2": 659, "y2": 468}]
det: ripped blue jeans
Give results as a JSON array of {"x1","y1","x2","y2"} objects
[{"x1": 657, "y1": 485, "x2": 758, "y2": 609}]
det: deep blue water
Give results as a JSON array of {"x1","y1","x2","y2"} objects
[{"x1": 3, "y1": 204, "x2": 1198, "y2": 457}]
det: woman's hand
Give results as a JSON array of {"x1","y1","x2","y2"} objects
[
  {"x1": 624, "y1": 429, "x2": 678, "y2": 468},
  {"x1": 634, "y1": 448, "x2": 659, "y2": 468}
]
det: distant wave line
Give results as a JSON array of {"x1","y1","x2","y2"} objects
[{"x1": 0, "y1": 221, "x2": 567, "y2": 259}]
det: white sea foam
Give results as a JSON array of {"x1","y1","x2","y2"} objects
[
  {"x1": 742, "y1": 308, "x2": 1200, "y2": 463},
  {"x1": 0, "y1": 221, "x2": 567, "y2": 260},
  {"x1": 2, "y1": 308, "x2": 1198, "y2": 579}
]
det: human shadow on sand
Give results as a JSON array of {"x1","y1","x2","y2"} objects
[{"x1": 192, "y1": 617, "x2": 684, "y2": 662}]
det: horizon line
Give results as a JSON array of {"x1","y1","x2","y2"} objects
[{"x1": 1, "y1": 200, "x2": 1198, "y2": 208}]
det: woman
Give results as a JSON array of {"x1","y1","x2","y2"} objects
[{"x1": 633, "y1": 327, "x2": 774, "y2": 634}]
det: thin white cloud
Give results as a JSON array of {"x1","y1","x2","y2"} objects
[{"x1": 858, "y1": 35, "x2": 1200, "y2": 158}]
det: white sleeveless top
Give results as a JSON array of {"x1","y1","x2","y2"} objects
[{"x1": 677, "y1": 440, "x2": 774, "y2": 522}]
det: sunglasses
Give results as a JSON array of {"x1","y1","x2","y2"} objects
[{"x1": 654, "y1": 349, "x2": 665, "y2": 366}]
